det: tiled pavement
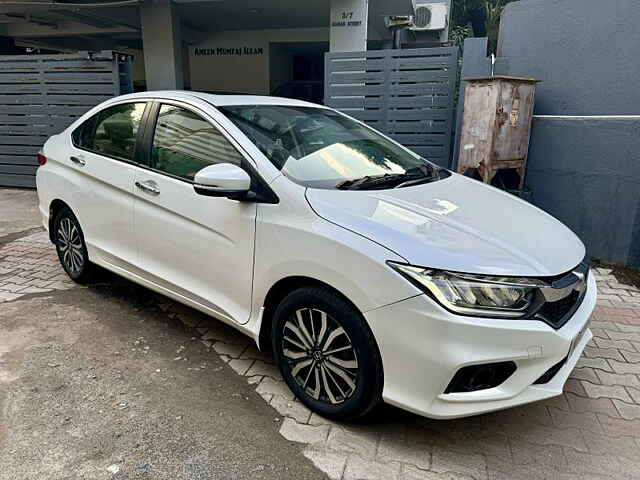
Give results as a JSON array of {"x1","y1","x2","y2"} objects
[
  {"x1": 2, "y1": 232, "x2": 640, "y2": 479},
  {"x1": 0, "y1": 230, "x2": 75, "y2": 301}
]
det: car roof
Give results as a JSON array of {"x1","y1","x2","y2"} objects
[{"x1": 113, "y1": 90, "x2": 325, "y2": 109}]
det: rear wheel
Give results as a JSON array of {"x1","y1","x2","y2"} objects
[
  {"x1": 53, "y1": 207, "x2": 95, "y2": 284},
  {"x1": 272, "y1": 286, "x2": 383, "y2": 420}
]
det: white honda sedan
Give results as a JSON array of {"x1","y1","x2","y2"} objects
[{"x1": 36, "y1": 91, "x2": 595, "y2": 420}]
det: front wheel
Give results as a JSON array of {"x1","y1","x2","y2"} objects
[{"x1": 272, "y1": 286, "x2": 383, "y2": 420}]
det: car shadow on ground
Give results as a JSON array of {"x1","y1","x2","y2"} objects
[{"x1": 80, "y1": 268, "x2": 639, "y2": 480}]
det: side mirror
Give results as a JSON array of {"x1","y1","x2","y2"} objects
[{"x1": 193, "y1": 163, "x2": 251, "y2": 199}]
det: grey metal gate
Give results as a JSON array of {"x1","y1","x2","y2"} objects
[
  {"x1": 0, "y1": 50, "x2": 133, "y2": 188},
  {"x1": 324, "y1": 46, "x2": 459, "y2": 167}
]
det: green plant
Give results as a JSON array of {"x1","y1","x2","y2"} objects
[
  {"x1": 451, "y1": 0, "x2": 518, "y2": 54},
  {"x1": 450, "y1": 25, "x2": 473, "y2": 49}
]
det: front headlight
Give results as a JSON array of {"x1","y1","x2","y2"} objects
[{"x1": 388, "y1": 262, "x2": 544, "y2": 318}]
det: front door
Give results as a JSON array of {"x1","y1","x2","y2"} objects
[{"x1": 133, "y1": 102, "x2": 257, "y2": 324}]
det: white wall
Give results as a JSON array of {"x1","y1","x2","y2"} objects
[
  {"x1": 330, "y1": 0, "x2": 369, "y2": 52},
  {"x1": 140, "y1": 1, "x2": 184, "y2": 90},
  {"x1": 189, "y1": 28, "x2": 328, "y2": 94}
]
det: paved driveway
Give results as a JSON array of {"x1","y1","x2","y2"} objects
[
  {"x1": 2, "y1": 188, "x2": 640, "y2": 480},
  {"x1": 0, "y1": 190, "x2": 328, "y2": 480}
]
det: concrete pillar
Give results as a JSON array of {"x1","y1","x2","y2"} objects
[
  {"x1": 330, "y1": 0, "x2": 369, "y2": 52},
  {"x1": 140, "y1": 0, "x2": 184, "y2": 90}
]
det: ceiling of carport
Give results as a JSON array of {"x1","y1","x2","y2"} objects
[{"x1": 0, "y1": 0, "x2": 414, "y2": 50}]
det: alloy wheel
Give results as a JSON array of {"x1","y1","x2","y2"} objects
[
  {"x1": 57, "y1": 217, "x2": 84, "y2": 274},
  {"x1": 281, "y1": 308, "x2": 359, "y2": 405}
]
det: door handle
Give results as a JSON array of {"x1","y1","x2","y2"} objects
[
  {"x1": 135, "y1": 180, "x2": 160, "y2": 196},
  {"x1": 70, "y1": 155, "x2": 86, "y2": 167}
]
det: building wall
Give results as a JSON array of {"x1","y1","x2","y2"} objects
[
  {"x1": 457, "y1": 0, "x2": 640, "y2": 267},
  {"x1": 189, "y1": 28, "x2": 329, "y2": 95},
  {"x1": 527, "y1": 117, "x2": 640, "y2": 267},
  {"x1": 497, "y1": 0, "x2": 640, "y2": 116}
]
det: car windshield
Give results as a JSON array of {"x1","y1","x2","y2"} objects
[{"x1": 218, "y1": 105, "x2": 448, "y2": 189}]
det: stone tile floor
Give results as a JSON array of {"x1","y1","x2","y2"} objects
[
  {"x1": 0, "y1": 230, "x2": 75, "y2": 301},
  {"x1": 2, "y1": 231, "x2": 640, "y2": 479}
]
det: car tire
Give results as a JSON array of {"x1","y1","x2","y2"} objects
[
  {"x1": 53, "y1": 207, "x2": 96, "y2": 284},
  {"x1": 272, "y1": 286, "x2": 383, "y2": 420}
]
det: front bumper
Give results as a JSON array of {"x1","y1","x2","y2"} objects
[{"x1": 365, "y1": 272, "x2": 597, "y2": 419}]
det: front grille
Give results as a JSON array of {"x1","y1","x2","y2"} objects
[{"x1": 533, "y1": 356, "x2": 568, "y2": 384}]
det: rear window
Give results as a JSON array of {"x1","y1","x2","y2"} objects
[
  {"x1": 72, "y1": 102, "x2": 147, "y2": 162},
  {"x1": 71, "y1": 116, "x2": 96, "y2": 149}
]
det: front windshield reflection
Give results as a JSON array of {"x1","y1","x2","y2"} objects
[
  {"x1": 281, "y1": 142, "x2": 406, "y2": 183},
  {"x1": 219, "y1": 105, "x2": 446, "y2": 189}
]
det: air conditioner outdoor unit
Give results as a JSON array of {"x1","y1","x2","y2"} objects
[{"x1": 410, "y1": 1, "x2": 448, "y2": 31}]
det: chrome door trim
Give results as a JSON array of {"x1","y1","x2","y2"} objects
[
  {"x1": 135, "y1": 180, "x2": 161, "y2": 196},
  {"x1": 70, "y1": 155, "x2": 86, "y2": 166}
]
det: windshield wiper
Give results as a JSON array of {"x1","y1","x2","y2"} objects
[
  {"x1": 336, "y1": 165, "x2": 440, "y2": 191},
  {"x1": 336, "y1": 173, "x2": 406, "y2": 190}
]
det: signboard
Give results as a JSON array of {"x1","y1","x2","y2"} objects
[
  {"x1": 193, "y1": 46, "x2": 264, "y2": 57},
  {"x1": 330, "y1": 0, "x2": 369, "y2": 52}
]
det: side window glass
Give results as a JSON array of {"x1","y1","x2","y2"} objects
[
  {"x1": 151, "y1": 104, "x2": 243, "y2": 181},
  {"x1": 71, "y1": 115, "x2": 96, "y2": 149},
  {"x1": 91, "y1": 103, "x2": 146, "y2": 161}
]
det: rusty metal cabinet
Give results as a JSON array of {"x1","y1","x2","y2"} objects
[{"x1": 457, "y1": 76, "x2": 538, "y2": 189}]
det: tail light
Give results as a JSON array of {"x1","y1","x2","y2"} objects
[{"x1": 37, "y1": 153, "x2": 47, "y2": 166}]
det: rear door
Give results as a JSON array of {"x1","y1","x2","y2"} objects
[
  {"x1": 68, "y1": 101, "x2": 149, "y2": 267},
  {"x1": 132, "y1": 101, "x2": 257, "y2": 324}
]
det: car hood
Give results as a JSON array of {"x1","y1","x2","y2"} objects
[{"x1": 305, "y1": 173, "x2": 585, "y2": 277}]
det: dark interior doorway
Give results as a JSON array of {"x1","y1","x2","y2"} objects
[
  {"x1": 292, "y1": 53, "x2": 324, "y2": 82},
  {"x1": 270, "y1": 42, "x2": 328, "y2": 104}
]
